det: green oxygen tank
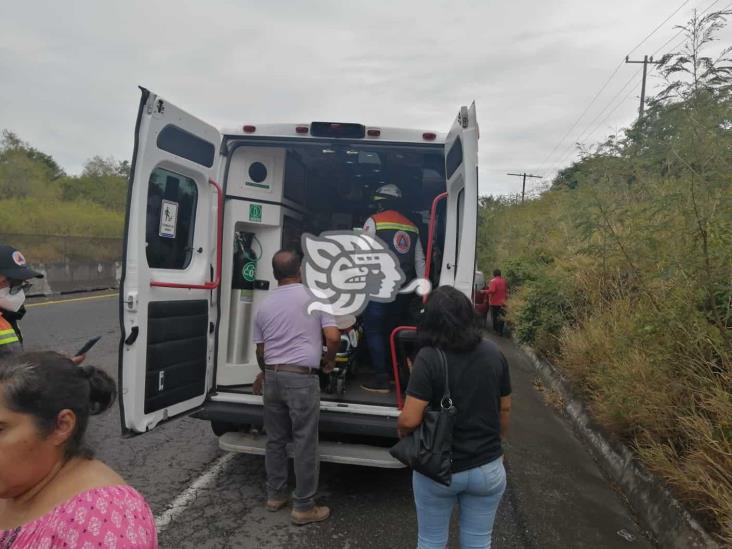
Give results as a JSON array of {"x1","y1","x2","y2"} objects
[{"x1": 227, "y1": 232, "x2": 258, "y2": 364}]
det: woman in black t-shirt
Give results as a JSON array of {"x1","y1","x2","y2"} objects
[{"x1": 398, "y1": 286, "x2": 512, "y2": 549}]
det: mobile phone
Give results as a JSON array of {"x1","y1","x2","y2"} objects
[{"x1": 75, "y1": 336, "x2": 102, "y2": 356}]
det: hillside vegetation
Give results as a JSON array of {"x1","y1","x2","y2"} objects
[
  {"x1": 478, "y1": 11, "x2": 732, "y2": 542},
  {"x1": 0, "y1": 131, "x2": 127, "y2": 261}
]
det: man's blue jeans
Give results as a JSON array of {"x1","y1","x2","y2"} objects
[{"x1": 412, "y1": 457, "x2": 507, "y2": 549}]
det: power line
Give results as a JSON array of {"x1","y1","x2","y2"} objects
[
  {"x1": 548, "y1": 72, "x2": 641, "y2": 171},
  {"x1": 576, "y1": 73, "x2": 640, "y2": 142},
  {"x1": 543, "y1": 0, "x2": 729, "y2": 177},
  {"x1": 537, "y1": 64, "x2": 624, "y2": 172},
  {"x1": 507, "y1": 172, "x2": 542, "y2": 203},
  {"x1": 538, "y1": 0, "x2": 693, "y2": 174},
  {"x1": 625, "y1": 0, "x2": 692, "y2": 57},
  {"x1": 547, "y1": 75, "x2": 643, "y2": 173},
  {"x1": 625, "y1": 55, "x2": 663, "y2": 117},
  {"x1": 580, "y1": 31, "x2": 698, "y2": 145},
  {"x1": 650, "y1": 0, "x2": 723, "y2": 57},
  {"x1": 577, "y1": 80, "x2": 643, "y2": 150},
  {"x1": 548, "y1": 79, "x2": 638, "y2": 172}
]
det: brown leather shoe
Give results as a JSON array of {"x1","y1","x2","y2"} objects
[
  {"x1": 291, "y1": 505, "x2": 331, "y2": 525},
  {"x1": 265, "y1": 497, "x2": 289, "y2": 512}
]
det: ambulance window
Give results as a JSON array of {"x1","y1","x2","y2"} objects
[
  {"x1": 249, "y1": 162, "x2": 267, "y2": 183},
  {"x1": 157, "y1": 125, "x2": 215, "y2": 168},
  {"x1": 283, "y1": 152, "x2": 306, "y2": 205},
  {"x1": 145, "y1": 167, "x2": 198, "y2": 269},
  {"x1": 282, "y1": 216, "x2": 303, "y2": 254},
  {"x1": 446, "y1": 137, "x2": 463, "y2": 179}
]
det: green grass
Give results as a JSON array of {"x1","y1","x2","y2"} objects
[{"x1": 478, "y1": 67, "x2": 732, "y2": 540}]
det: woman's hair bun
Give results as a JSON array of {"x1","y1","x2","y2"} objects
[{"x1": 79, "y1": 365, "x2": 117, "y2": 415}]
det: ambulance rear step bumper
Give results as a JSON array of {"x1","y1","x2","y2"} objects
[
  {"x1": 219, "y1": 431, "x2": 405, "y2": 469},
  {"x1": 192, "y1": 400, "x2": 399, "y2": 439}
]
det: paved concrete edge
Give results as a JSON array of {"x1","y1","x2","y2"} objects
[
  {"x1": 27, "y1": 286, "x2": 118, "y2": 299},
  {"x1": 520, "y1": 344, "x2": 719, "y2": 549}
]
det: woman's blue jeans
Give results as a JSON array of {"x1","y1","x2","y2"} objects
[{"x1": 412, "y1": 457, "x2": 507, "y2": 549}]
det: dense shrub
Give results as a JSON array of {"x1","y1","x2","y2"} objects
[
  {"x1": 478, "y1": 11, "x2": 732, "y2": 542},
  {"x1": 512, "y1": 276, "x2": 573, "y2": 356}
]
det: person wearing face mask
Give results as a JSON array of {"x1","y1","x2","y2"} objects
[{"x1": 0, "y1": 245, "x2": 43, "y2": 355}]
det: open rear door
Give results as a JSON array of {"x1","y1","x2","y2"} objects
[
  {"x1": 440, "y1": 102, "x2": 479, "y2": 297},
  {"x1": 119, "y1": 88, "x2": 222, "y2": 434}
]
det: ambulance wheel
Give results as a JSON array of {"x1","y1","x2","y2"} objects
[{"x1": 211, "y1": 421, "x2": 237, "y2": 436}]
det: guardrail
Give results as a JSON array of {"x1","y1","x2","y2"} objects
[{"x1": 0, "y1": 234, "x2": 122, "y2": 295}]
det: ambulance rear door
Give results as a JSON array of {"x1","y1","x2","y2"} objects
[
  {"x1": 119, "y1": 88, "x2": 222, "y2": 434},
  {"x1": 440, "y1": 102, "x2": 479, "y2": 297}
]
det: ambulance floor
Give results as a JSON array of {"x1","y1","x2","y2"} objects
[{"x1": 219, "y1": 370, "x2": 399, "y2": 408}]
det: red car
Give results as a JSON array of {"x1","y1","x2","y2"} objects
[{"x1": 473, "y1": 270, "x2": 490, "y2": 320}]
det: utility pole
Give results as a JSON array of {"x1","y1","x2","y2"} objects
[
  {"x1": 507, "y1": 172, "x2": 542, "y2": 203},
  {"x1": 625, "y1": 55, "x2": 662, "y2": 118}
]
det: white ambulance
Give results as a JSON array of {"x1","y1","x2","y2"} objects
[{"x1": 118, "y1": 88, "x2": 478, "y2": 467}]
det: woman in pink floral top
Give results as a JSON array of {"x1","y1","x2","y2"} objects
[{"x1": 0, "y1": 352, "x2": 157, "y2": 548}]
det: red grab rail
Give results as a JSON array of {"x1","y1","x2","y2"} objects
[
  {"x1": 389, "y1": 192, "x2": 448, "y2": 407},
  {"x1": 151, "y1": 178, "x2": 223, "y2": 290},
  {"x1": 390, "y1": 325, "x2": 417, "y2": 409}
]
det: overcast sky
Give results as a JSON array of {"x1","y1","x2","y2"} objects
[{"x1": 1, "y1": 0, "x2": 730, "y2": 197}]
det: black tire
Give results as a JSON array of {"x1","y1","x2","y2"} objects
[{"x1": 210, "y1": 421, "x2": 251, "y2": 437}]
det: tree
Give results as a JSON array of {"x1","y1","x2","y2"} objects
[
  {"x1": 82, "y1": 156, "x2": 130, "y2": 179},
  {"x1": 0, "y1": 130, "x2": 65, "y2": 180},
  {"x1": 655, "y1": 9, "x2": 732, "y2": 102},
  {"x1": 117, "y1": 160, "x2": 131, "y2": 179}
]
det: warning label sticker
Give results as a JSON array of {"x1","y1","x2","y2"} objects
[{"x1": 159, "y1": 200, "x2": 179, "y2": 238}]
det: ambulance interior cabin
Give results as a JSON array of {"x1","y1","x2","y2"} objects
[{"x1": 216, "y1": 136, "x2": 448, "y2": 406}]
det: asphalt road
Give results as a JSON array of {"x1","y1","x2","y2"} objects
[{"x1": 19, "y1": 293, "x2": 656, "y2": 549}]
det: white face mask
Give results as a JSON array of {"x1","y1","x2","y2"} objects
[{"x1": 0, "y1": 287, "x2": 25, "y2": 312}]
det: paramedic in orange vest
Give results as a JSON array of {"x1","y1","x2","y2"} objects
[
  {"x1": 360, "y1": 184, "x2": 425, "y2": 394},
  {"x1": 0, "y1": 245, "x2": 44, "y2": 355}
]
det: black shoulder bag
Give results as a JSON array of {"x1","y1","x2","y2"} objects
[{"x1": 389, "y1": 348, "x2": 457, "y2": 486}]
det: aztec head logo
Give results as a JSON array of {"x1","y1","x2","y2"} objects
[{"x1": 301, "y1": 231, "x2": 430, "y2": 316}]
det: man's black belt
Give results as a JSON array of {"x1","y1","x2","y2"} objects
[{"x1": 265, "y1": 364, "x2": 318, "y2": 375}]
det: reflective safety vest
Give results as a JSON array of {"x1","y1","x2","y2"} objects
[
  {"x1": 0, "y1": 314, "x2": 21, "y2": 353},
  {"x1": 364, "y1": 210, "x2": 420, "y2": 280}
]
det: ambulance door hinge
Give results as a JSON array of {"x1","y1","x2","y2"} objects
[
  {"x1": 125, "y1": 291, "x2": 138, "y2": 312},
  {"x1": 459, "y1": 106, "x2": 469, "y2": 129}
]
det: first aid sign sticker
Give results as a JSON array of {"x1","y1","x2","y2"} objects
[
  {"x1": 159, "y1": 200, "x2": 179, "y2": 238},
  {"x1": 249, "y1": 203, "x2": 263, "y2": 223}
]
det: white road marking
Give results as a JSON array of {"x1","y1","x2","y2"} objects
[
  {"x1": 155, "y1": 452, "x2": 237, "y2": 533},
  {"x1": 26, "y1": 293, "x2": 116, "y2": 308}
]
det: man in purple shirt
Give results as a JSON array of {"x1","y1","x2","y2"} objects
[{"x1": 253, "y1": 249, "x2": 340, "y2": 525}]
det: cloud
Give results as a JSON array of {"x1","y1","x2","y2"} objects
[{"x1": 1, "y1": 0, "x2": 730, "y2": 198}]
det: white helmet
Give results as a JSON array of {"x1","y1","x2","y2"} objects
[{"x1": 373, "y1": 184, "x2": 402, "y2": 202}]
